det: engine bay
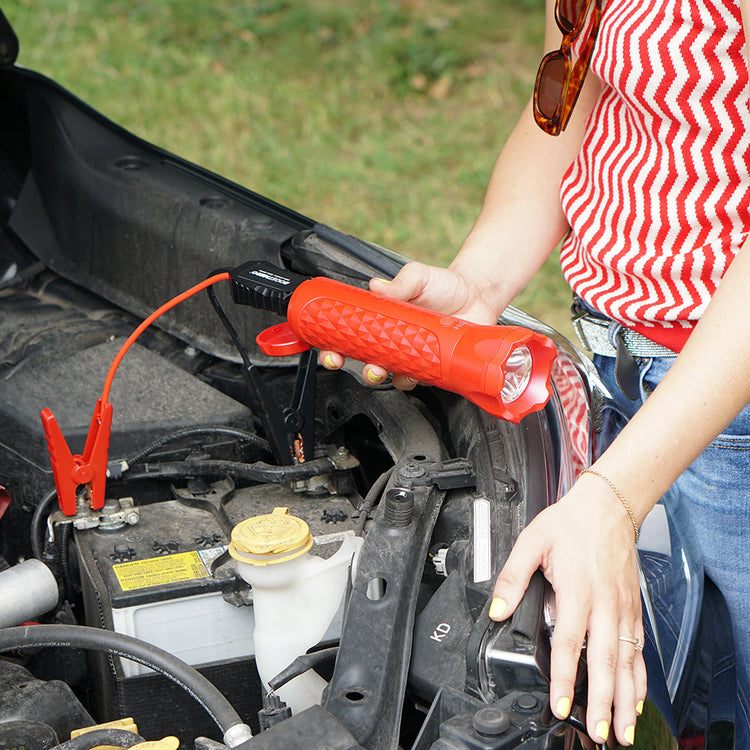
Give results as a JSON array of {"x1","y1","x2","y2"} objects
[{"x1": 0, "y1": 267, "x2": 566, "y2": 747}]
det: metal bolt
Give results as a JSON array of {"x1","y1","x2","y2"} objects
[{"x1": 399, "y1": 462, "x2": 425, "y2": 479}]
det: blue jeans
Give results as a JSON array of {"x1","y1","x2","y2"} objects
[{"x1": 593, "y1": 353, "x2": 750, "y2": 747}]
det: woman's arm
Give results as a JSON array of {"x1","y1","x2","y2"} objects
[{"x1": 379, "y1": 42, "x2": 602, "y2": 307}]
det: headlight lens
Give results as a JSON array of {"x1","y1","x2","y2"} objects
[{"x1": 500, "y1": 346, "x2": 532, "y2": 403}]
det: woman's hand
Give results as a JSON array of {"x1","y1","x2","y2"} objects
[
  {"x1": 319, "y1": 260, "x2": 501, "y2": 387},
  {"x1": 489, "y1": 472, "x2": 648, "y2": 747}
]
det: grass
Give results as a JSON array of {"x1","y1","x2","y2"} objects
[{"x1": 3, "y1": 0, "x2": 574, "y2": 336}]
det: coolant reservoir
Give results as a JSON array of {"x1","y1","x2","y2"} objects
[{"x1": 229, "y1": 507, "x2": 362, "y2": 713}]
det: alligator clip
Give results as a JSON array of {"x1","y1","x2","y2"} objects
[{"x1": 40, "y1": 398, "x2": 113, "y2": 516}]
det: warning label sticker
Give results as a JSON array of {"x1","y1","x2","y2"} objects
[{"x1": 113, "y1": 548, "x2": 225, "y2": 592}]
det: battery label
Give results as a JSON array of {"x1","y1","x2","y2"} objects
[{"x1": 113, "y1": 547, "x2": 226, "y2": 592}]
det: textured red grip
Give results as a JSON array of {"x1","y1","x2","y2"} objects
[{"x1": 290, "y1": 279, "x2": 446, "y2": 384}]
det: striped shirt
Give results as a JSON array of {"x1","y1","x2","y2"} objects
[{"x1": 559, "y1": 0, "x2": 750, "y2": 351}]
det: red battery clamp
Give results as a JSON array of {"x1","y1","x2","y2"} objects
[
  {"x1": 231, "y1": 262, "x2": 557, "y2": 423},
  {"x1": 40, "y1": 273, "x2": 232, "y2": 516}
]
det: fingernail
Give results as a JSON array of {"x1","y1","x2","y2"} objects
[
  {"x1": 366, "y1": 370, "x2": 382, "y2": 384},
  {"x1": 405, "y1": 376, "x2": 418, "y2": 386},
  {"x1": 636, "y1": 700, "x2": 644, "y2": 715},
  {"x1": 555, "y1": 696, "x2": 571, "y2": 719},
  {"x1": 324, "y1": 354, "x2": 336, "y2": 369},
  {"x1": 373, "y1": 277, "x2": 391, "y2": 284},
  {"x1": 624, "y1": 724, "x2": 635, "y2": 745},
  {"x1": 595, "y1": 720, "x2": 609, "y2": 742},
  {"x1": 488, "y1": 597, "x2": 506, "y2": 619}
]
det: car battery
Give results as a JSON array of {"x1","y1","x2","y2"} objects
[{"x1": 74, "y1": 484, "x2": 359, "y2": 744}]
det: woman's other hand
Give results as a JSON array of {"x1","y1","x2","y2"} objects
[{"x1": 489, "y1": 473, "x2": 648, "y2": 747}]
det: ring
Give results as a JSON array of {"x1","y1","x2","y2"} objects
[{"x1": 619, "y1": 636, "x2": 644, "y2": 651}]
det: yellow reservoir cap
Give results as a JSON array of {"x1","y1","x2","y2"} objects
[
  {"x1": 71, "y1": 718, "x2": 139, "y2": 750},
  {"x1": 229, "y1": 507, "x2": 313, "y2": 566},
  {"x1": 71, "y1": 718, "x2": 138, "y2": 737},
  {"x1": 132, "y1": 739, "x2": 180, "y2": 750}
]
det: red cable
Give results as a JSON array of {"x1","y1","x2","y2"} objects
[{"x1": 101, "y1": 272, "x2": 231, "y2": 404}]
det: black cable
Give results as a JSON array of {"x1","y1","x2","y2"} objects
[
  {"x1": 355, "y1": 467, "x2": 394, "y2": 536},
  {"x1": 31, "y1": 488, "x2": 58, "y2": 560},
  {"x1": 52, "y1": 728, "x2": 145, "y2": 750},
  {"x1": 206, "y1": 272, "x2": 254, "y2": 372},
  {"x1": 122, "y1": 425, "x2": 270, "y2": 466},
  {"x1": 0, "y1": 625, "x2": 247, "y2": 739},
  {"x1": 206, "y1": 273, "x2": 271, "y2": 447},
  {"x1": 268, "y1": 647, "x2": 339, "y2": 691},
  {"x1": 125, "y1": 456, "x2": 335, "y2": 484},
  {"x1": 206, "y1": 267, "x2": 318, "y2": 467}
]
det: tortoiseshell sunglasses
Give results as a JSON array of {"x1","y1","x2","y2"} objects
[{"x1": 533, "y1": 0, "x2": 602, "y2": 135}]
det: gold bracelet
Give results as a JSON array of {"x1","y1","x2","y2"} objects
[{"x1": 581, "y1": 468, "x2": 639, "y2": 544}]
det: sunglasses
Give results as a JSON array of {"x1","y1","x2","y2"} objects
[{"x1": 533, "y1": 0, "x2": 602, "y2": 135}]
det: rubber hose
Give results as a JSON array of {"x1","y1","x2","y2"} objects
[
  {"x1": 52, "y1": 728, "x2": 145, "y2": 750},
  {"x1": 126, "y1": 456, "x2": 334, "y2": 484},
  {"x1": 125, "y1": 426, "x2": 270, "y2": 465},
  {"x1": 31, "y1": 489, "x2": 58, "y2": 560},
  {"x1": 268, "y1": 647, "x2": 339, "y2": 691},
  {"x1": 0, "y1": 625, "x2": 246, "y2": 740}
]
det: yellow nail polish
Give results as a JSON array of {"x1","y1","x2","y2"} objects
[
  {"x1": 555, "y1": 696, "x2": 571, "y2": 719},
  {"x1": 373, "y1": 277, "x2": 391, "y2": 284},
  {"x1": 624, "y1": 724, "x2": 635, "y2": 745},
  {"x1": 595, "y1": 720, "x2": 609, "y2": 741},
  {"x1": 636, "y1": 699, "x2": 644, "y2": 715},
  {"x1": 488, "y1": 597, "x2": 506, "y2": 619},
  {"x1": 324, "y1": 354, "x2": 336, "y2": 369},
  {"x1": 366, "y1": 370, "x2": 382, "y2": 384}
]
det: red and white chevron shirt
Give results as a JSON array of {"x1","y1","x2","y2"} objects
[{"x1": 559, "y1": 0, "x2": 750, "y2": 351}]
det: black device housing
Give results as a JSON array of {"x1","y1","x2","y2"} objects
[{"x1": 229, "y1": 261, "x2": 306, "y2": 316}]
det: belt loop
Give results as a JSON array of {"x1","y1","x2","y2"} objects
[
  {"x1": 571, "y1": 315, "x2": 592, "y2": 352},
  {"x1": 614, "y1": 329, "x2": 641, "y2": 401}
]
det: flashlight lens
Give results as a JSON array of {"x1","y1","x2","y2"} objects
[{"x1": 501, "y1": 346, "x2": 532, "y2": 403}]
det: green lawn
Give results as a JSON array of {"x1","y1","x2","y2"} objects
[{"x1": 3, "y1": 0, "x2": 574, "y2": 336}]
